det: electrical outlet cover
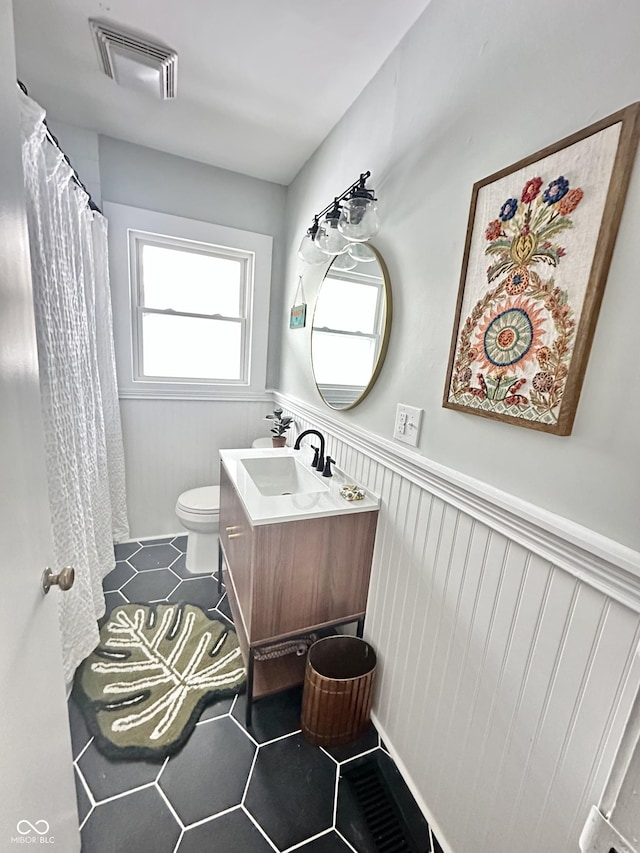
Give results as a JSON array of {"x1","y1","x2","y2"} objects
[{"x1": 394, "y1": 404, "x2": 422, "y2": 446}]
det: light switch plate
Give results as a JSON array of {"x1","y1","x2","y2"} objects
[{"x1": 394, "y1": 403, "x2": 422, "y2": 446}]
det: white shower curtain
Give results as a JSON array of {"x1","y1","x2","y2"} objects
[{"x1": 19, "y1": 90, "x2": 129, "y2": 683}]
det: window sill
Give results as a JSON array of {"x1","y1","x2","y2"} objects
[{"x1": 118, "y1": 385, "x2": 272, "y2": 402}]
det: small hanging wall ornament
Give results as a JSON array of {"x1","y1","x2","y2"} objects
[{"x1": 289, "y1": 275, "x2": 307, "y2": 329}]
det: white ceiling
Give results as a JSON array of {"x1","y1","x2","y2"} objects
[{"x1": 13, "y1": 0, "x2": 431, "y2": 185}]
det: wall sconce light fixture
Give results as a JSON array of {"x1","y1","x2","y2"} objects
[{"x1": 297, "y1": 171, "x2": 379, "y2": 266}]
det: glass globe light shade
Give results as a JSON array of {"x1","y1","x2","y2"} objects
[
  {"x1": 297, "y1": 232, "x2": 328, "y2": 265},
  {"x1": 348, "y1": 242, "x2": 377, "y2": 262},
  {"x1": 337, "y1": 195, "x2": 380, "y2": 242},
  {"x1": 330, "y1": 250, "x2": 357, "y2": 271},
  {"x1": 315, "y1": 207, "x2": 351, "y2": 255}
]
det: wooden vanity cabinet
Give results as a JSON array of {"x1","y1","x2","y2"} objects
[{"x1": 218, "y1": 464, "x2": 378, "y2": 702}]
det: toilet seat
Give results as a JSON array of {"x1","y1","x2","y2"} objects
[{"x1": 176, "y1": 485, "x2": 220, "y2": 516}]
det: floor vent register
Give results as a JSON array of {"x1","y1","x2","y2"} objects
[{"x1": 340, "y1": 753, "x2": 432, "y2": 853}]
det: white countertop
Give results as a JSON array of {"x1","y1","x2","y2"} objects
[{"x1": 219, "y1": 447, "x2": 380, "y2": 526}]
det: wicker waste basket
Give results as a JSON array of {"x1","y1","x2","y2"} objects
[{"x1": 301, "y1": 635, "x2": 377, "y2": 747}]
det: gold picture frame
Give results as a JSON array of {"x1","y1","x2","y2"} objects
[{"x1": 443, "y1": 103, "x2": 640, "y2": 435}]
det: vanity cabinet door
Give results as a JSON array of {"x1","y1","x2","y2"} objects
[
  {"x1": 219, "y1": 465, "x2": 254, "y2": 636},
  {"x1": 251, "y1": 509, "x2": 378, "y2": 641}
]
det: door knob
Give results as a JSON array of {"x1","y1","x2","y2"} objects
[{"x1": 42, "y1": 566, "x2": 75, "y2": 595}]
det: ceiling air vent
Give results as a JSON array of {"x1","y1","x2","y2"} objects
[{"x1": 89, "y1": 19, "x2": 177, "y2": 99}]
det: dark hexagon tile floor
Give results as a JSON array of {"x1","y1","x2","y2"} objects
[
  {"x1": 102, "y1": 560, "x2": 136, "y2": 591},
  {"x1": 169, "y1": 552, "x2": 196, "y2": 580},
  {"x1": 176, "y1": 808, "x2": 273, "y2": 853},
  {"x1": 171, "y1": 534, "x2": 188, "y2": 552},
  {"x1": 102, "y1": 589, "x2": 128, "y2": 617},
  {"x1": 167, "y1": 575, "x2": 221, "y2": 609},
  {"x1": 67, "y1": 696, "x2": 91, "y2": 758},
  {"x1": 74, "y1": 769, "x2": 92, "y2": 825},
  {"x1": 197, "y1": 693, "x2": 235, "y2": 723},
  {"x1": 81, "y1": 785, "x2": 181, "y2": 853},
  {"x1": 216, "y1": 592, "x2": 233, "y2": 622},
  {"x1": 297, "y1": 831, "x2": 354, "y2": 852},
  {"x1": 158, "y1": 716, "x2": 256, "y2": 827},
  {"x1": 232, "y1": 685, "x2": 304, "y2": 744},
  {"x1": 324, "y1": 723, "x2": 379, "y2": 764},
  {"x1": 128, "y1": 542, "x2": 181, "y2": 571},
  {"x1": 69, "y1": 536, "x2": 437, "y2": 853},
  {"x1": 77, "y1": 740, "x2": 162, "y2": 802},
  {"x1": 113, "y1": 540, "x2": 141, "y2": 561},
  {"x1": 244, "y1": 732, "x2": 336, "y2": 850},
  {"x1": 120, "y1": 567, "x2": 181, "y2": 602}
]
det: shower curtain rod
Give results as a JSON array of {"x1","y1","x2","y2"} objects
[{"x1": 17, "y1": 80, "x2": 102, "y2": 214}]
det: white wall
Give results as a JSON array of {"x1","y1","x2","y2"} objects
[
  {"x1": 275, "y1": 0, "x2": 640, "y2": 850},
  {"x1": 120, "y1": 399, "x2": 276, "y2": 537},
  {"x1": 279, "y1": 0, "x2": 640, "y2": 551},
  {"x1": 99, "y1": 134, "x2": 287, "y2": 390},
  {"x1": 98, "y1": 137, "x2": 287, "y2": 537}
]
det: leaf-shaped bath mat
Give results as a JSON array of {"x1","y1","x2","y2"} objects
[{"x1": 73, "y1": 603, "x2": 246, "y2": 761}]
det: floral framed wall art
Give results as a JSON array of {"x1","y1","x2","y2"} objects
[{"x1": 443, "y1": 103, "x2": 640, "y2": 435}]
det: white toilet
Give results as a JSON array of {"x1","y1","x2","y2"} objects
[
  {"x1": 175, "y1": 485, "x2": 221, "y2": 574},
  {"x1": 175, "y1": 437, "x2": 274, "y2": 574}
]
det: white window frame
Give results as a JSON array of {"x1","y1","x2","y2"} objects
[
  {"x1": 105, "y1": 202, "x2": 272, "y2": 400},
  {"x1": 130, "y1": 232, "x2": 252, "y2": 385}
]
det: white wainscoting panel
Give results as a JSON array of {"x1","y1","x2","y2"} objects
[
  {"x1": 120, "y1": 398, "x2": 274, "y2": 538},
  {"x1": 284, "y1": 398, "x2": 640, "y2": 853}
]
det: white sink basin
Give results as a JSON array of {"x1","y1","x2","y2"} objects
[
  {"x1": 240, "y1": 455, "x2": 329, "y2": 497},
  {"x1": 220, "y1": 448, "x2": 379, "y2": 525}
]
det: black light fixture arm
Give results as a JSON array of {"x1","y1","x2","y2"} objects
[{"x1": 307, "y1": 171, "x2": 374, "y2": 233}]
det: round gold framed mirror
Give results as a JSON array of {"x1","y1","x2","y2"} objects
[{"x1": 311, "y1": 245, "x2": 392, "y2": 410}]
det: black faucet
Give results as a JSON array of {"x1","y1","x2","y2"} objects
[
  {"x1": 322, "y1": 456, "x2": 335, "y2": 478},
  {"x1": 293, "y1": 429, "x2": 326, "y2": 472}
]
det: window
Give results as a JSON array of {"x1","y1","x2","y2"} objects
[
  {"x1": 105, "y1": 203, "x2": 272, "y2": 399},
  {"x1": 133, "y1": 236, "x2": 250, "y2": 383}
]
